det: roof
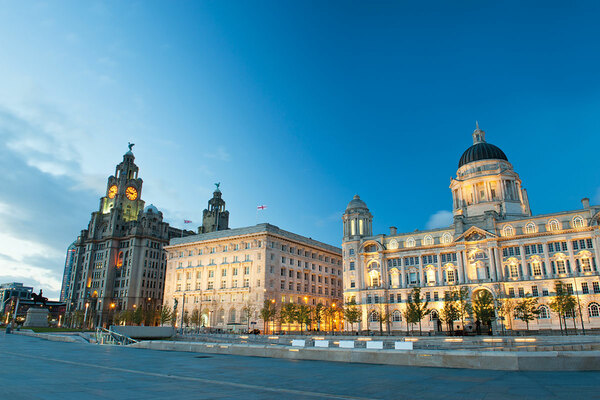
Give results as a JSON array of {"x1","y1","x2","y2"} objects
[
  {"x1": 345, "y1": 195, "x2": 369, "y2": 212},
  {"x1": 168, "y1": 223, "x2": 341, "y2": 254},
  {"x1": 458, "y1": 142, "x2": 508, "y2": 168}
]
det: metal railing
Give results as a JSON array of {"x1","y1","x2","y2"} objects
[{"x1": 95, "y1": 327, "x2": 138, "y2": 346}]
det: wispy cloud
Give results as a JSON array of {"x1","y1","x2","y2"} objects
[
  {"x1": 425, "y1": 210, "x2": 453, "y2": 229},
  {"x1": 204, "y1": 146, "x2": 231, "y2": 162}
]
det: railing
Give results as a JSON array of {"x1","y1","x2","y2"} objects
[{"x1": 95, "y1": 327, "x2": 138, "y2": 346}]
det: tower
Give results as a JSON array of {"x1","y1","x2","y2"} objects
[
  {"x1": 199, "y1": 183, "x2": 230, "y2": 233},
  {"x1": 342, "y1": 195, "x2": 373, "y2": 241},
  {"x1": 450, "y1": 124, "x2": 531, "y2": 232}
]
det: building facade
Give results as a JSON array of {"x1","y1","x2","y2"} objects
[
  {"x1": 343, "y1": 125, "x2": 600, "y2": 333},
  {"x1": 60, "y1": 242, "x2": 76, "y2": 302},
  {"x1": 64, "y1": 145, "x2": 190, "y2": 326},
  {"x1": 164, "y1": 222, "x2": 343, "y2": 332},
  {"x1": 0, "y1": 282, "x2": 33, "y2": 314}
]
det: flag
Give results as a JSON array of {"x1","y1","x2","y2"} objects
[
  {"x1": 184, "y1": 220, "x2": 192, "y2": 224},
  {"x1": 257, "y1": 205, "x2": 267, "y2": 210}
]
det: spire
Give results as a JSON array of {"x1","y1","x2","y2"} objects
[{"x1": 472, "y1": 122, "x2": 485, "y2": 145}]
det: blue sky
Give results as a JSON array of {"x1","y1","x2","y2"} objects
[{"x1": 0, "y1": 1, "x2": 599, "y2": 299}]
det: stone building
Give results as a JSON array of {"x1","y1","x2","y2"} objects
[
  {"x1": 64, "y1": 145, "x2": 191, "y2": 326},
  {"x1": 343, "y1": 125, "x2": 600, "y2": 333},
  {"x1": 164, "y1": 219, "x2": 343, "y2": 332},
  {"x1": 60, "y1": 242, "x2": 76, "y2": 302}
]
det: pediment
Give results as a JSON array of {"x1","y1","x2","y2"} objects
[{"x1": 455, "y1": 226, "x2": 497, "y2": 242}]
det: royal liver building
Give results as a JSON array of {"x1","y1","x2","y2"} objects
[{"x1": 342, "y1": 125, "x2": 600, "y2": 333}]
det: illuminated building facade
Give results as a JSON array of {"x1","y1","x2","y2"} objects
[
  {"x1": 164, "y1": 222, "x2": 343, "y2": 332},
  {"x1": 60, "y1": 242, "x2": 76, "y2": 302},
  {"x1": 343, "y1": 125, "x2": 600, "y2": 333},
  {"x1": 64, "y1": 146, "x2": 190, "y2": 326}
]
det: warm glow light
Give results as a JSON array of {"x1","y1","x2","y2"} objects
[
  {"x1": 268, "y1": 336, "x2": 279, "y2": 339},
  {"x1": 445, "y1": 338, "x2": 463, "y2": 342},
  {"x1": 483, "y1": 338, "x2": 502, "y2": 342},
  {"x1": 219, "y1": 345, "x2": 228, "y2": 349},
  {"x1": 514, "y1": 338, "x2": 536, "y2": 342},
  {"x1": 404, "y1": 338, "x2": 419, "y2": 342},
  {"x1": 289, "y1": 349, "x2": 299, "y2": 352},
  {"x1": 110, "y1": 303, "x2": 116, "y2": 309},
  {"x1": 357, "y1": 338, "x2": 371, "y2": 341},
  {"x1": 239, "y1": 335, "x2": 249, "y2": 339},
  {"x1": 312, "y1": 336, "x2": 325, "y2": 340}
]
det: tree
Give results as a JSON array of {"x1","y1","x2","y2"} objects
[
  {"x1": 182, "y1": 311, "x2": 190, "y2": 327},
  {"x1": 405, "y1": 287, "x2": 431, "y2": 335},
  {"x1": 259, "y1": 300, "x2": 278, "y2": 334},
  {"x1": 472, "y1": 290, "x2": 495, "y2": 334},
  {"x1": 496, "y1": 297, "x2": 516, "y2": 331},
  {"x1": 132, "y1": 307, "x2": 143, "y2": 326},
  {"x1": 159, "y1": 307, "x2": 172, "y2": 326},
  {"x1": 549, "y1": 281, "x2": 577, "y2": 335},
  {"x1": 514, "y1": 295, "x2": 540, "y2": 331},
  {"x1": 241, "y1": 302, "x2": 255, "y2": 332},
  {"x1": 323, "y1": 305, "x2": 338, "y2": 334},
  {"x1": 295, "y1": 304, "x2": 312, "y2": 333},
  {"x1": 439, "y1": 292, "x2": 460, "y2": 334},
  {"x1": 343, "y1": 299, "x2": 361, "y2": 332},
  {"x1": 314, "y1": 303, "x2": 325, "y2": 331},
  {"x1": 190, "y1": 308, "x2": 201, "y2": 328},
  {"x1": 280, "y1": 303, "x2": 297, "y2": 332},
  {"x1": 455, "y1": 286, "x2": 472, "y2": 331}
]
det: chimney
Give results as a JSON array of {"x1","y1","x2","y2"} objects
[
  {"x1": 389, "y1": 226, "x2": 397, "y2": 236},
  {"x1": 582, "y1": 198, "x2": 590, "y2": 209}
]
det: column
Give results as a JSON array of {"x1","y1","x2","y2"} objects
[
  {"x1": 567, "y1": 240, "x2": 577, "y2": 276},
  {"x1": 494, "y1": 247, "x2": 504, "y2": 281},
  {"x1": 457, "y1": 250, "x2": 466, "y2": 284},
  {"x1": 543, "y1": 241, "x2": 552, "y2": 278},
  {"x1": 487, "y1": 248, "x2": 497, "y2": 281}
]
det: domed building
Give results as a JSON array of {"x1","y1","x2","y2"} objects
[{"x1": 342, "y1": 124, "x2": 600, "y2": 334}]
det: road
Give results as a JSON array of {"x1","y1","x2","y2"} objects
[{"x1": 1, "y1": 333, "x2": 599, "y2": 400}]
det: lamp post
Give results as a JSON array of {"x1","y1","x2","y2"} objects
[
  {"x1": 109, "y1": 302, "x2": 116, "y2": 327},
  {"x1": 573, "y1": 275, "x2": 586, "y2": 335},
  {"x1": 83, "y1": 302, "x2": 90, "y2": 330}
]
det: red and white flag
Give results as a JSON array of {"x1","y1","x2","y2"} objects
[
  {"x1": 184, "y1": 220, "x2": 192, "y2": 224},
  {"x1": 257, "y1": 205, "x2": 267, "y2": 210}
]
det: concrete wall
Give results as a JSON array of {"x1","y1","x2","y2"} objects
[{"x1": 111, "y1": 326, "x2": 174, "y2": 339}]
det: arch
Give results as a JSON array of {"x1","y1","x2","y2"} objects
[
  {"x1": 217, "y1": 308, "x2": 225, "y2": 323},
  {"x1": 368, "y1": 269, "x2": 381, "y2": 287},
  {"x1": 429, "y1": 309, "x2": 439, "y2": 321},
  {"x1": 576, "y1": 250, "x2": 593, "y2": 272},
  {"x1": 360, "y1": 240, "x2": 384, "y2": 253},
  {"x1": 441, "y1": 232, "x2": 453, "y2": 244},
  {"x1": 423, "y1": 235, "x2": 434, "y2": 246},
  {"x1": 369, "y1": 311, "x2": 379, "y2": 322},
  {"x1": 392, "y1": 310, "x2": 402, "y2": 322},
  {"x1": 229, "y1": 308, "x2": 237, "y2": 323},
  {"x1": 588, "y1": 303, "x2": 600, "y2": 318},
  {"x1": 502, "y1": 224, "x2": 514, "y2": 237},
  {"x1": 538, "y1": 305, "x2": 550, "y2": 319},
  {"x1": 547, "y1": 219, "x2": 560, "y2": 232},
  {"x1": 425, "y1": 268, "x2": 436, "y2": 284},
  {"x1": 525, "y1": 222, "x2": 537, "y2": 234},
  {"x1": 388, "y1": 239, "x2": 399, "y2": 250},
  {"x1": 572, "y1": 215, "x2": 585, "y2": 228},
  {"x1": 405, "y1": 237, "x2": 416, "y2": 248}
]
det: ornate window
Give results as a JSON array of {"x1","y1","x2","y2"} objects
[
  {"x1": 429, "y1": 310, "x2": 439, "y2": 321},
  {"x1": 441, "y1": 232, "x2": 453, "y2": 244},
  {"x1": 548, "y1": 219, "x2": 560, "y2": 232},
  {"x1": 588, "y1": 303, "x2": 600, "y2": 318},
  {"x1": 423, "y1": 235, "x2": 434, "y2": 246},
  {"x1": 525, "y1": 222, "x2": 537, "y2": 234},
  {"x1": 446, "y1": 268, "x2": 455, "y2": 283},
  {"x1": 538, "y1": 305, "x2": 550, "y2": 319},
  {"x1": 502, "y1": 225, "x2": 514, "y2": 237},
  {"x1": 369, "y1": 311, "x2": 379, "y2": 322},
  {"x1": 572, "y1": 216, "x2": 585, "y2": 228},
  {"x1": 405, "y1": 237, "x2": 416, "y2": 248},
  {"x1": 556, "y1": 259, "x2": 567, "y2": 274},
  {"x1": 532, "y1": 261, "x2": 542, "y2": 276},
  {"x1": 392, "y1": 310, "x2": 402, "y2": 322},
  {"x1": 229, "y1": 308, "x2": 236, "y2": 323},
  {"x1": 369, "y1": 270, "x2": 381, "y2": 287},
  {"x1": 509, "y1": 262, "x2": 519, "y2": 278},
  {"x1": 388, "y1": 239, "x2": 399, "y2": 250},
  {"x1": 365, "y1": 244, "x2": 377, "y2": 253}
]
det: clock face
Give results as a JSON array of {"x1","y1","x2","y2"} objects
[
  {"x1": 126, "y1": 186, "x2": 138, "y2": 201},
  {"x1": 107, "y1": 185, "x2": 118, "y2": 199}
]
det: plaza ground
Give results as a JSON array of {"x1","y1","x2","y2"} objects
[{"x1": 2, "y1": 333, "x2": 600, "y2": 400}]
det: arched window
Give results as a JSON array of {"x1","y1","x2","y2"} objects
[
  {"x1": 365, "y1": 244, "x2": 377, "y2": 253},
  {"x1": 229, "y1": 308, "x2": 236, "y2": 323},
  {"x1": 426, "y1": 269, "x2": 436, "y2": 284},
  {"x1": 525, "y1": 222, "x2": 536, "y2": 234},
  {"x1": 573, "y1": 216, "x2": 585, "y2": 228},
  {"x1": 392, "y1": 310, "x2": 402, "y2": 322},
  {"x1": 429, "y1": 310, "x2": 439, "y2": 321},
  {"x1": 369, "y1": 270, "x2": 381, "y2": 287},
  {"x1": 388, "y1": 239, "x2": 399, "y2": 250},
  {"x1": 218, "y1": 309, "x2": 225, "y2": 322},
  {"x1": 588, "y1": 303, "x2": 600, "y2": 318},
  {"x1": 441, "y1": 233, "x2": 452, "y2": 244},
  {"x1": 423, "y1": 235, "x2": 434, "y2": 246},
  {"x1": 369, "y1": 311, "x2": 379, "y2": 322},
  {"x1": 405, "y1": 237, "x2": 416, "y2": 248},
  {"x1": 548, "y1": 219, "x2": 560, "y2": 232},
  {"x1": 538, "y1": 305, "x2": 550, "y2": 319},
  {"x1": 502, "y1": 225, "x2": 514, "y2": 237}
]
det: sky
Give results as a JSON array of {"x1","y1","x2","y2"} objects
[{"x1": 0, "y1": 1, "x2": 599, "y2": 300}]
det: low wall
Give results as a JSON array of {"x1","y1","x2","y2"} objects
[
  {"x1": 13, "y1": 331, "x2": 81, "y2": 343},
  {"x1": 111, "y1": 326, "x2": 174, "y2": 339},
  {"x1": 129, "y1": 340, "x2": 600, "y2": 371}
]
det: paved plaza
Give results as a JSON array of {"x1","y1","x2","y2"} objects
[{"x1": 2, "y1": 334, "x2": 600, "y2": 400}]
